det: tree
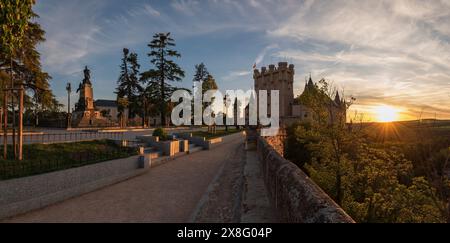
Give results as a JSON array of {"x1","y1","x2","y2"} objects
[
  {"x1": 141, "y1": 33, "x2": 185, "y2": 126},
  {"x1": 202, "y1": 74, "x2": 218, "y2": 96},
  {"x1": 202, "y1": 74, "x2": 218, "y2": 133},
  {"x1": 285, "y1": 79, "x2": 447, "y2": 222},
  {"x1": 116, "y1": 96, "x2": 129, "y2": 128},
  {"x1": 192, "y1": 63, "x2": 209, "y2": 119},
  {"x1": 292, "y1": 78, "x2": 353, "y2": 204},
  {"x1": 193, "y1": 62, "x2": 209, "y2": 85},
  {"x1": 1, "y1": 6, "x2": 58, "y2": 125},
  {"x1": 116, "y1": 48, "x2": 142, "y2": 125},
  {"x1": 0, "y1": 0, "x2": 36, "y2": 160},
  {"x1": 285, "y1": 121, "x2": 317, "y2": 173}
]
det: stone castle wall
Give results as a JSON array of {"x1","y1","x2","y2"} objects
[
  {"x1": 253, "y1": 62, "x2": 294, "y2": 118},
  {"x1": 257, "y1": 136, "x2": 354, "y2": 223},
  {"x1": 263, "y1": 133, "x2": 286, "y2": 157}
]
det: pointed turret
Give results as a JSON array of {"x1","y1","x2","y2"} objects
[
  {"x1": 334, "y1": 91, "x2": 341, "y2": 104},
  {"x1": 307, "y1": 74, "x2": 314, "y2": 87}
]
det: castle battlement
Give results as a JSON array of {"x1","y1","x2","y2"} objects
[
  {"x1": 253, "y1": 62, "x2": 295, "y2": 77},
  {"x1": 254, "y1": 62, "x2": 295, "y2": 117}
]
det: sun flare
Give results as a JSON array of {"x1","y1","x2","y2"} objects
[{"x1": 374, "y1": 105, "x2": 400, "y2": 122}]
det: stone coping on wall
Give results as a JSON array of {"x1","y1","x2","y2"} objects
[
  {"x1": 0, "y1": 155, "x2": 145, "y2": 220},
  {"x1": 257, "y1": 136, "x2": 355, "y2": 223},
  {"x1": 174, "y1": 131, "x2": 245, "y2": 150}
]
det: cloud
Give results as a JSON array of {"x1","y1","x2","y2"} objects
[
  {"x1": 268, "y1": 0, "x2": 450, "y2": 120},
  {"x1": 223, "y1": 70, "x2": 252, "y2": 81},
  {"x1": 254, "y1": 44, "x2": 279, "y2": 65},
  {"x1": 34, "y1": 0, "x2": 450, "y2": 119},
  {"x1": 143, "y1": 4, "x2": 161, "y2": 17},
  {"x1": 171, "y1": 0, "x2": 199, "y2": 16},
  {"x1": 36, "y1": 1, "x2": 108, "y2": 75}
]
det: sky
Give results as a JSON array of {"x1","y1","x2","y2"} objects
[{"x1": 33, "y1": 0, "x2": 450, "y2": 121}]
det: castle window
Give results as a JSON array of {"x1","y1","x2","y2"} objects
[{"x1": 304, "y1": 113, "x2": 308, "y2": 118}]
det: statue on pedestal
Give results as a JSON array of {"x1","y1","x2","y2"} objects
[{"x1": 71, "y1": 66, "x2": 109, "y2": 127}]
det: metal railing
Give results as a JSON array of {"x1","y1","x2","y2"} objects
[
  {"x1": 0, "y1": 145, "x2": 137, "y2": 180},
  {"x1": 0, "y1": 131, "x2": 125, "y2": 145}
]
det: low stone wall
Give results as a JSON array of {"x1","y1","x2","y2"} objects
[
  {"x1": 189, "y1": 136, "x2": 208, "y2": 148},
  {"x1": 0, "y1": 156, "x2": 145, "y2": 220},
  {"x1": 264, "y1": 135, "x2": 285, "y2": 157},
  {"x1": 257, "y1": 136, "x2": 354, "y2": 223},
  {"x1": 137, "y1": 135, "x2": 189, "y2": 156},
  {"x1": 136, "y1": 135, "x2": 160, "y2": 147},
  {"x1": 206, "y1": 137, "x2": 223, "y2": 149},
  {"x1": 173, "y1": 133, "x2": 218, "y2": 150},
  {"x1": 161, "y1": 140, "x2": 180, "y2": 156}
]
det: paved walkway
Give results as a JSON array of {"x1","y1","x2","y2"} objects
[{"x1": 4, "y1": 134, "x2": 245, "y2": 223}]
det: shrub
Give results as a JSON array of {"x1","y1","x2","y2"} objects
[{"x1": 153, "y1": 128, "x2": 168, "y2": 140}]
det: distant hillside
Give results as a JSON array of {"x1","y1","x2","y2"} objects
[{"x1": 360, "y1": 120, "x2": 450, "y2": 143}]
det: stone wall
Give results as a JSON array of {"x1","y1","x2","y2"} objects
[
  {"x1": 174, "y1": 133, "x2": 226, "y2": 150},
  {"x1": 264, "y1": 135, "x2": 285, "y2": 157},
  {"x1": 257, "y1": 136, "x2": 354, "y2": 223},
  {"x1": 0, "y1": 156, "x2": 145, "y2": 220},
  {"x1": 254, "y1": 62, "x2": 295, "y2": 117}
]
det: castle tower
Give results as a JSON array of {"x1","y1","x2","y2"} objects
[{"x1": 253, "y1": 62, "x2": 295, "y2": 118}]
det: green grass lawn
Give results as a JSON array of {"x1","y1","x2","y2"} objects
[
  {"x1": 0, "y1": 140, "x2": 137, "y2": 180},
  {"x1": 191, "y1": 128, "x2": 243, "y2": 139}
]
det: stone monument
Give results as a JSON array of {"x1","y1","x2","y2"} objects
[{"x1": 71, "y1": 66, "x2": 109, "y2": 127}]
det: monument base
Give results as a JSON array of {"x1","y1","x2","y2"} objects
[{"x1": 71, "y1": 110, "x2": 111, "y2": 128}]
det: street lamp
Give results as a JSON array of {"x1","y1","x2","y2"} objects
[{"x1": 66, "y1": 82, "x2": 72, "y2": 129}]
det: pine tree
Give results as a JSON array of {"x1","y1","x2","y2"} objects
[
  {"x1": 193, "y1": 63, "x2": 209, "y2": 85},
  {"x1": 202, "y1": 74, "x2": 218, "y2": 133},
  {"x1": 141, "y1": 33, "x2": 185, "y2": 126},
  {"x1": 116, "y1": 48, "x2": 142, "y2": 124}
]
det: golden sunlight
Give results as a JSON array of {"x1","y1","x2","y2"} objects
[{"x1": 374, "y1": 105, "x2": 400, "y2": 122}]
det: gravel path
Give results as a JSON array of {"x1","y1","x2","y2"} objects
[
  {"x1": 4, "y1": 134, "x2": 245, "y2": 223},
  {"x1": 192, "y1": 142, "x2": 246, "y2": 223}
]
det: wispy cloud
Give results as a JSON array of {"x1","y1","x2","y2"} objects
[
  {"x1": 171, "y1": 0, "x2": 199, "y2": 16},
  {"x1": 254, "y1": 44, "x2": 279, "y2": 65},
  {"x1": 268, "y1": 0, "x2": 450, "y2": 120},
  {"x1": 223, "y1": 70, "x2": 252, "y2": 81},
  {"x1": 143, "y1": 4, "x2": 161, "y2": 17},
  {"x1": 36, "y1": 1, "x2": 107, "y2": 75},
  {"x1": 34, "y1": 0, "x2": 450, "y2": 119}
]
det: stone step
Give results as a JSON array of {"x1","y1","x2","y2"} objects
[{"x1": 149, "y1": 151, "x2": 162, "y2": 160}]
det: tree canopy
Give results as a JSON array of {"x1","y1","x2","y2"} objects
[
  {"x1": 116, "y1": 48, "x2": 142, "y2": 121},
  {"x1": 140, "y1": 33, "x2": 185, "y2": 126},
  {"x1": 0, "y1": 2, "x2": 60, "y2": 112}
]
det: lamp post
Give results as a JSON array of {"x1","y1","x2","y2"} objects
[
  {"x1": 66, "y1": 82, "x2": 72, "y2": 129},
  {"x1": 18, "y1": 84, "x2": 24, "y2": 160},
  {"x1": 142, "y1": 96, "x2": 147, "y2": 128},
  {"x1": 2, "y1": 91, "x2": 7, "y2": 159},
  {"x1": 223, "y1": 95, "x2": 228, "y2": 132}
]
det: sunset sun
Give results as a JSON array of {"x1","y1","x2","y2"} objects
[{"x1": 374, "y1": 105, "x2": 400, "y2": 122}]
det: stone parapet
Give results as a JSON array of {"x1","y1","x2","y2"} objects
[{"x1": 257, "y1": 136, "x2": 354, "y2": 223}]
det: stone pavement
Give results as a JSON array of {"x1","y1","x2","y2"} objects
[
  {"x1": 240, "y1": 151, "x2": 277, "y2": 222},
  {"x1": 4, "y1": 133, "x2": 246, "y2": 223}
]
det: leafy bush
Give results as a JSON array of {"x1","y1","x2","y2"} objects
[
  {"x1": 153, "y1": 128, "x2": 168, "y2": 140},
  {"x1": 286, "y1": 121, "x2": 448, "y2": 223}
]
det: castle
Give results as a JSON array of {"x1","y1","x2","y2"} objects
[{"x1": 253, "y1": 62, "x2": 346, "y2": 126}]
